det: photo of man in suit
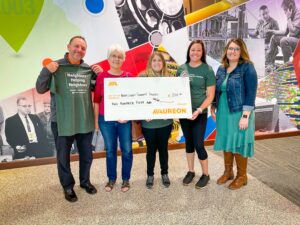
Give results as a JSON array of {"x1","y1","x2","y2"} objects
[{"x1": 5, "y1": 97, "x2": 53, "y2": 159}]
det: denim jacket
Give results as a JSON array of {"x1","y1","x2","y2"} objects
[{"x1": 214, "y1": 62, "x2": 258, "y2": 113}]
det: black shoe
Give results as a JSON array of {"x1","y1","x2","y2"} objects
[
  {"x1": 146, "y1": 176, "x2": 154, "y2": 189},
  {"x1": 195, "y1": 174, "x2": 210, "y2": 189},
  {"x1": 80, "y1": 183, "x2": 97, "y2": 194},
  {"x1": 161, "y1": 174, "x2": 170, "y2": 188},
  {"x1": 183, "y1": 171, "x2": 195, "y2": 185},
  {"x1": 64, "y1": 189, "x2": 78, "y2": 202}
]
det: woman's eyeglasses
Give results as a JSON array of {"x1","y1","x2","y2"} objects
[{"x1": 228, "y1": 47, "x2": 240, "y2": 52}]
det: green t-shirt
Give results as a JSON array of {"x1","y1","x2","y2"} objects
[
  {"x1": 141, "y1": 119, "x2": 173, "y2": 129},
  {"x1": 50, "y1": 65, "x2": 94, "y2": 136},
  {"x1": 177, "y1": 63, "x2": 216, "y2": 112}
]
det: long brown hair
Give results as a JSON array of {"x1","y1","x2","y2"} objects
[
  {"x1": 145, "y1": 51, "x2": 169, "y2": 77},
  {"x1": 221, "y1": 38, "x2": 252, "y2": 68}
]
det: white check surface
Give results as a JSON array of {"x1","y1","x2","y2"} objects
[{"x1": 104, "y1": 77, "x2": 192, "y2": 121}]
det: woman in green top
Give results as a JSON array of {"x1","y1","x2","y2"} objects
[
  {"x1": 177, "y1": 40, "x2": 216, "y2": 189},
  {"x1": 139, "y1": 52, "x2": 173, "y2": 189}
]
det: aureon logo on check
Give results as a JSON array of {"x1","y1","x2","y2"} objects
[
  {"x1": 153, "y1": 108, "x2": 187, "y2": 114},
  {"x1": 108, "y1": 81, "x2": 118, "y2": 86}
]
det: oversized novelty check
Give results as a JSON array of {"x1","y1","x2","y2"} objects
[{"x1": 104, "y1": 77, "x2": 192, "y2": 121}]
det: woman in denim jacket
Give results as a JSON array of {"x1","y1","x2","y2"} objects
[{"x1": 211, "y1": 38, "x2": 258, "y2": 190}]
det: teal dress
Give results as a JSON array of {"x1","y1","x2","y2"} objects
[{"x1": 214, "y1": 74, "x2": 255, "y2": 157}]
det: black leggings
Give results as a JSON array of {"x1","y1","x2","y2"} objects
[
  {"x1": 180, "y1": 113, "x2": 208, "y2": 160},
  {"x1": 142, "y1": 124, "x2": 173, "y2": 176}
]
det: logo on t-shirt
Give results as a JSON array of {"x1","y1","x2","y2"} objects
[{"x1": 65, "y1": 72, "x2": 89, "y2": 94}]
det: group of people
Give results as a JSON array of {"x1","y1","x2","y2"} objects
[
  {"x1": 249, "y1": 0, "x2": 300, "y2": 68},
  {"x1": 265, "y1": 0, "x2": 300, "y2": 66},
  {"x1": 36, "y1": 35, "x2": 257, "y2": 203}
]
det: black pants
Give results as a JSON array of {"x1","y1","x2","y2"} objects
[
  {"x1": 180, "y1": 113, "x2": 208, "y2": 160},
  {"x1": 142, "y1": 124, "x2": 172, "y2": 176},
  {"x1": 51, "y1": 122, "x2": 93, "y2": 190}
]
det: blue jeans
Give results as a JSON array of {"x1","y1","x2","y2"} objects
[{"x1": 99, "y1": 115, "x2": 133, "y2": 181}]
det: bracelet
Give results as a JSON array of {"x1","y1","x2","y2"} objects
[{"x1": 197, "y1": 107, "x2": 203, "y2": 114}]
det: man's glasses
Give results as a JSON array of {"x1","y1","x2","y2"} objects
[
  {"x1": 18, "y1": 105, "x2": 32, "y2": 108},
  {"x1": 228, "y1": 47, "x2": 240, "y2": 52}
]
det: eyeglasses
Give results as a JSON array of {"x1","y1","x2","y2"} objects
[
  {"x1": 228, "y1": 47, "x2": 240, "y2": 52},
  {"x1": 18, "y1": 105, "x2": 32, "y2": 108},
  {"x1": 110, "y1": 54, "x2": 124, "y2": 60}
]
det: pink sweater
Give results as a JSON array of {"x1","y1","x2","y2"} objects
[{"x1": 93, "y1": 71, "x2": 133, "y2": 115}]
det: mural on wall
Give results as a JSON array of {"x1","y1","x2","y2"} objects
[
  {"x1": 115, "y1": 0, "x2": 186, "y2": 48},
  {"x1": 0, "y1": 0, "x2": 299, "y2": 163}
]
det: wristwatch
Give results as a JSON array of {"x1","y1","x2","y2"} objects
[
  {"x1": 197, "y1": 107, "x2": 203, "y2": 114},
  {"x1": 242, "y1": 114, "x2": 248, "y2": 118}
]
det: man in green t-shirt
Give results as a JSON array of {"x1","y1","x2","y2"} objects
[{"x1": 36, "y1": 36, "x2": 102, "y2": 202}]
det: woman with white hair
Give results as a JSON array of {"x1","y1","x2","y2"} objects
[{"x1": 94, "y1": 44, "x2": 133, "y2": 192}]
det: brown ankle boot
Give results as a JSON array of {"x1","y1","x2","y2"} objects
[
  {"x1": 217, "y1": 151, "x2": 234, "y2": 185},
  {"x1": 228, "y1": 154, "x2": 248, "y2": 190}
]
